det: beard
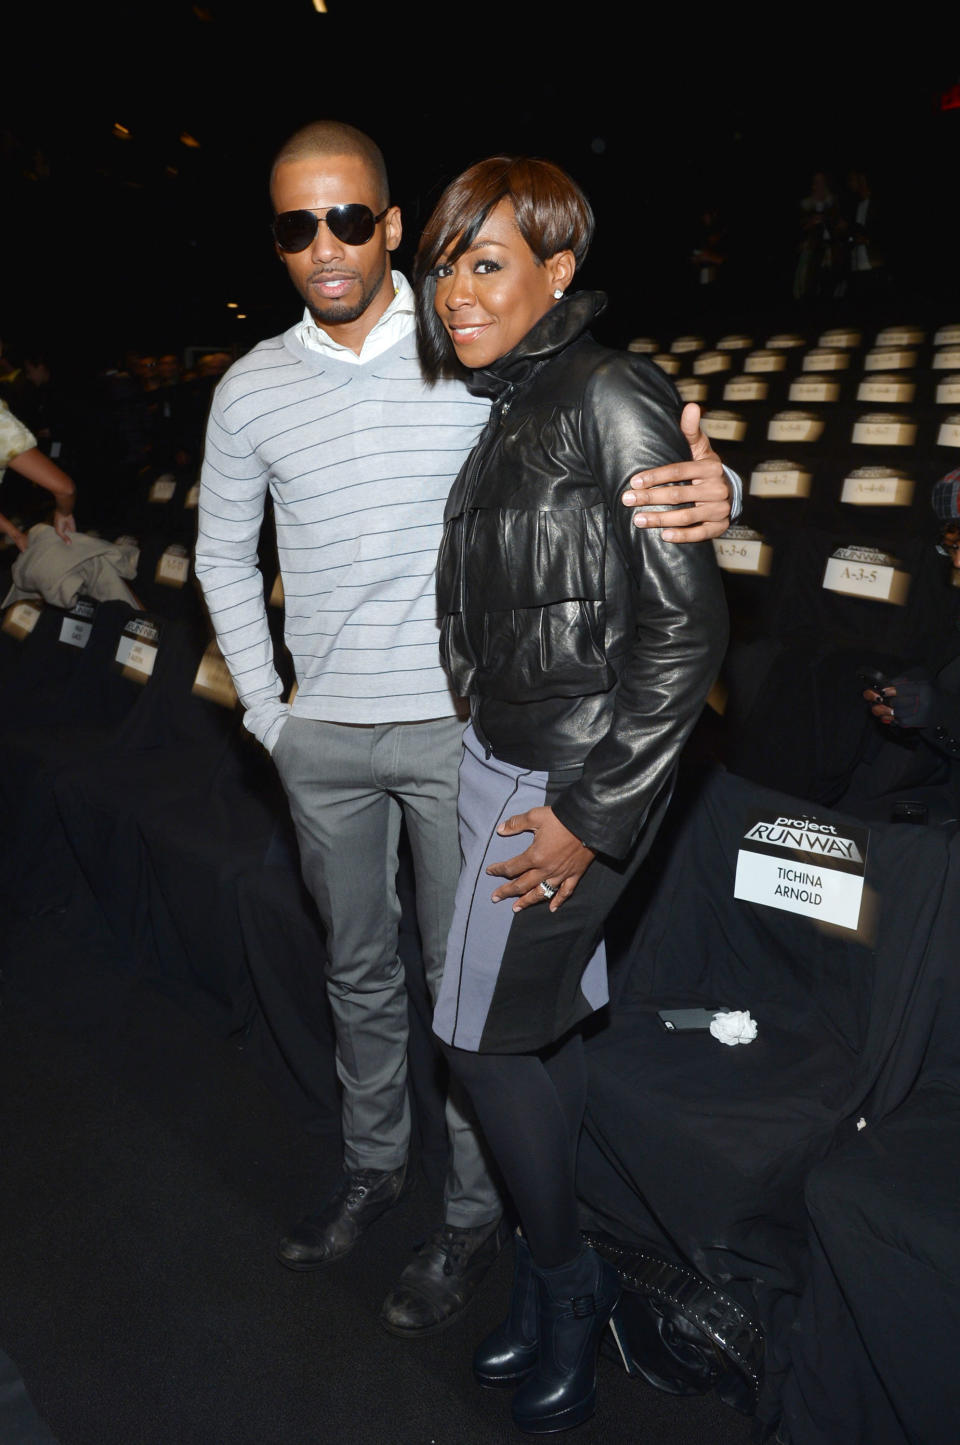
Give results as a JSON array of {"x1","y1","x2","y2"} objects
[{"x1": 303, "y1": 257, "x2": 388, "y2": 327}]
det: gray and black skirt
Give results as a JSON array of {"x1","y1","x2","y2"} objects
[{"x1": 433, "y1": 724, "x2": 665, "y2": 1054}]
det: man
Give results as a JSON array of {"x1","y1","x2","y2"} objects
[{"x1": 195, "y1": 120, "x2": 739, "y2": 1338}]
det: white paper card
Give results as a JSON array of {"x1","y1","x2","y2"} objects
[
  {"x1": 822, "y1": 555, "x2": 907, "y2": 603},
  {"x1": 149, "y1": 476, "x2": 177, "y2": 504},
  {"x1": 744, "y1": 351, "x2": 786, "y2": 373},
  {"x1": 934, "y1": 326, "x2": 960, "y2": 347},
  {"x1": 713, "y1": 536, "x2": 772, "y2": 574},
  {"x1": 790, "y1": 378, "x2": 840, "y2": 402},
  {"x1": 938, "y1": 420, "x2": 960, "y2": 447},
  {"x1": 749, "y1": 465, "x2": 812, "y2": 498},
  {"x1": 724, "y1": 378, "x2": 768, "y2": 402},
  {"x1": 670, "y1": 337, "x2": 704, "y2": 353},
  {"x1": 701, "y1": 413, "x2": 747, "y2": 441},
  {"x1": 802, "y1": 350, "x2": 849, "y2": 371},
  {"x1": 840, "y1": 472, "x2": 914, "y2": 506},
  {"x1": 184, "y1": 483, "x2": 200, "y2": 509},
  {"x1": 768, "y1": 414, "x2": 824, "y2": 442},
  {"x1": 858, "y1": 378, "x2": 916, "y2": 403},
  {"x1": 933, "y1": 349, "x2": 960, "y2": 370},
  {"x1": 876, "y1": 326, "x2": 924, "y2": 346},
  {"x1": 693, "y1": 351, "x2": 731, "y2": 375},
  {"x1": 935, "y1": 376, "x2": 960, "y2": 404},
  {"x1": 156, "y1": 549, "x2": 190, "y2": 587},
  {"x1": 735, "y1": 813, "x2": 867, "y2": 930},
  {"x1": 851, "y1": 418, "x2": 916, "y2": 446},
  {"x1": 3, "y1": 600, "x2": 43, "y2": 638}
]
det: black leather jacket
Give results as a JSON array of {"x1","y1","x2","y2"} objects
[{"x1": 437, "y1": 292, "x2": 729, "y2": 859}]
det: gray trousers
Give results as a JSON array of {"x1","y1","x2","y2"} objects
[{"x1": 272, "y1": 714, "x2": 501, "y2": 1228}]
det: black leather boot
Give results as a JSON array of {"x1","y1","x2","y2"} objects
[
  {"x1": 510, "y1": 1245, "x2": 621, "y2": 1435},
  {"x1": 473, "y1": 1231, "x2": 538, "y2": 1388}
]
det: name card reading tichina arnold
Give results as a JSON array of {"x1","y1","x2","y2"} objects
[
  {"x1": 724, "y1": 377, "x2": 768, "y2": 402},
  {"x1": 857, "y1": 377, "x2": 916, "y2": 404},
  {"x1": 938, "y1": 414, "x2": 960, "y2": 448},
  {"x1": 863, "y1": 348, "x2": 917, "y2": 371},
  {"x1": 936, "y1": 375, "x2": 960, "y2": 405},
  {"x1": 693, "y1": 350, "x2": 732, "y2": 375},
  {"x1": 148, "y1": 474, "x2": 177, "y2": 504},
  {"x1": 851, "y1": 413, "x2": 917, "y2": 446},
  {"x1": 59, "y1": 597, "x2": 96, "y2": 649},
  {"x1": 934, "y1": 325, "x2": 960, "y2": 347},
  {"x1": 818, "y1": 328, "x2": 862, "y2": 349},
  {"x1": 192, "y1": 641, "x2": 238, "y2": 709},
  {"x1": 933, "y1": 348, "x2": 960, "y2": 370},
  {"x1": 675, "y1": 378, "x2": 709, "y2": 403},
  {"x1": 184, "y1": 483, "x2": 200, "y2": 509},
  {"x1": 840, "y1": 468, "x2": 914, "y2": 507},
  {"x1": 713, "y1": 526, "x2": 772, "y2": 574},
  {"x1": 2, "y1": 599, "x2": 43, "y2": 639},
  {"x1": 744, "y1": 350, "x2": 786, "y2": 373},
  {"x1": 822, "y1": 545, "x2": 909, "y2": 604},
  {"x1": 155, "y1": 545, "x2": 190, "y2": 587},
  {"x1": 789, "y1": 376, "x2": 841, "y2": 403},
  {"x1": 701, "y1": 410, "x2": 747, "y2": 442},
  {"x1": 670, "y1": 336, "x2": 705, "y2": 354},
  {"x1": 735, "y1": 811, "x2": 868, "y2": 930},
  {"x1": 716, "y1": 335, "x2": 754, "y2": 351},
  {"x1": 749, "y1": 461, "x2": 812, "y2": 498},
  {"x1": 115, "y1": 616, "x2": 161, "y2": 682},
  {"x1": 768, "y1": 411, "x2": 824, "y2": 443},
  {"x1": 802, "y1": 349, "x2": 850, "y2": 372},
  {"x1": 627, "y1": 338, "x2": 658, "y2": 354},
  {"x1": 876, "y1": 326, "x2": 925, "y2": 347}
]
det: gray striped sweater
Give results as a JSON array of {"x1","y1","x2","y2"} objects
[{"x1": 196, "y1": 325, "x2": 490, "y2": 750}]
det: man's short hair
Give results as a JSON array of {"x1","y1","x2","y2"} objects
[{"x1": 270, "y1": 121, "x2": 389, "y2": 210}]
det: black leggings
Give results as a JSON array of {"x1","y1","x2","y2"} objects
[{"x1": 441, "y1": 1030, "x2": 586, "y2": 1269}]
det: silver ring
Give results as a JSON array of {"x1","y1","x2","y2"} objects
[{"x1": 539, "y1": 880, "x2": 558, "y2": 900}]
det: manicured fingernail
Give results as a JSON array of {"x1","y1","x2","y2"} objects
[
  {"x1": 621, "y1": 491, "x2": 636, "y2": 504},
  {"x1": 662, "y1": 529, "x2": 675, "y2": 541},
  {"x1": 633, "y1": 514, "x2": 648, "y2": 527}
]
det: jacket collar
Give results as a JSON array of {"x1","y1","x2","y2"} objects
[{"x1": 465, "y1": 291, "x2": 607, "y2": 402}]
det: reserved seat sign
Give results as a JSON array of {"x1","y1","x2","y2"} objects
[{"x1": 734, "y1": 812, "x2": 868, "y2": 930}]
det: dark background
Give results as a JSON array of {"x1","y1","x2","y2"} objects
[{"x1": 3, "y1": 4, "x2": 959, "y2": 365}]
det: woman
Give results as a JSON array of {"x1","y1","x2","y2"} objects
[{"x1": 413, "y1": 157, "x2": 728, "y2": 1435}]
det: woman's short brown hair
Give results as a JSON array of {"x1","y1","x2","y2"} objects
[{"x1": 414, "y1": 156, "x2": 594, "y2": 381}]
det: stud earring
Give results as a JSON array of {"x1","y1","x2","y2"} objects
[{"x1": 553, "y1": 289, "x2": 564, "y2": 299}]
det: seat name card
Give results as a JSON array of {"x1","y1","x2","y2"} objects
[
  {"x1": 802, "y1": 350, "x2": 849, "y2": 371},
  {"x1": 724, "y1": 378, "x2": 768, "y2": 401},
  {"x1": 670, "y1": 337, "x2": 704, "y2": 353},
  {"x1": 184, "y1": 483, "x2": 200, "y2": 509},
  {"x1": 851, "y1": 414, "x2": 916, "y2": 446},
  {"x1": 744, "y1": 350, "x2": 786, "y2": 373},
  {"x1": 156, "y1": 546, "x2": 190, "y2": 587},
  {"x1": 716, "y1": 335, "x2": 753, "y2": 350},
  {"x1": 819, "y1": 329, "x2": 861, "y2": 348},
  {"x1": 148, "y1": 475, "x2": 177, "y2": 504},
  {"x1": 115, "y1": 617, "x2": 161, "y2": 682},
  {"x1": 876, "y1": 327, "x2": 924, "y2": 346},
  {"x1": 768, "y1": 412, "x2": 823, "y2": 442},
  {"x1": 713, "y1": 526, "x2": 772, "y2": 574},
  {"x1": 790, "y1": 377, "x2": 840, "y2": 402},
  {"x1": 675, "y1": 378, "x2": 709, "y2": 402},
  {"x1": 701, "y1": 411, "x2": 747, "y2": 441},
  {"x1": 627, "y1": 338, "x2": 658, "y2": 353},
  {"x1": 933, "y1": 348, "x2": 960, "y2": 370},
  {"x1": 192, "y1": 641, "x2": 238, "y2": 708},
  {"x1": 654, "y1": 354, "x2": 682, "y2": 375},
  {"x1": 840, "y1": 469, "x2": 914, "y2": 507},
  {"x1": 934, "y1": 326, "x2": 960, "y2": 347},
  {"x1": 735, "y1": 811, "x2": 868, "y2": 930},
  {"x1": 936, "y1": 375, "x2": 960, "y2": 404},
  {"x1": 749, "y1": 463, "x2": 812, "y2": 498},
  {"x1": 693, "y1": 351, "x2": 731, "y2": 375},
  {"x1": 2, "y1": 599, "x2": 43, "y2": 639},
  {"x1": 937, "y1": 414, "x2": 960, "y2": 447},
  {"x1": 822, "y1": 545, "x2": 908, "y2": 603},
  {"x1": 857, "y1": 378, "x2": 916, "y2": 403},
  {"x1": 59, "y1": 598, "x2": 96, "y2": 649},
  {"x1": 864, "y1": 348, "x2": 917, "y2": 370}
]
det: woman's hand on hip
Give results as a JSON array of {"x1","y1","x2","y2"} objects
[{"x1": 486, "y1": 806, "x2": 595, "y2": 913}]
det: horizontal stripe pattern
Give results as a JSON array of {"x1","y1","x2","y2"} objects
[{"x1": 196, "y1": 325, "x2": 488, "y2": 743}]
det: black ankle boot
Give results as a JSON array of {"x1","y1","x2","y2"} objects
[
  {"x1": 510, "y1": 1245, "x2": 621, "y2": 1435},
  {"x1": 473, "y1": 1231, "x2": 538, "y2": 1388}
]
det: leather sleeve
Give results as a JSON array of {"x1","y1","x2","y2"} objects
[{"x1": 549, "y1": 355, "x2": 729, "y2": 857}]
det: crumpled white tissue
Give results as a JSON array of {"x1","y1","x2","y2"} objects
[{"x1": 709, "y1": 1010, "x2": 758, "y2": 1046}]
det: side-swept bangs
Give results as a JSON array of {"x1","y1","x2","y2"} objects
[{"x1": 414, "y1": 156, "x2": 594, "y2": 382}]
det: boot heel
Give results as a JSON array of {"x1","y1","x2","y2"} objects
[{"x1": 607, "y1": 1300, "x2": 640, "y2": 1377}]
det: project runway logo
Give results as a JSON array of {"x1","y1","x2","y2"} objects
[{"x1": 734, "y1": 811, "x2": 868, "y2": 930}]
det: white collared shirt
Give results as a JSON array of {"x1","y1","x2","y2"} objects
[{"x1": 293, "y1": 270, "x2": 415, "y2": 365}]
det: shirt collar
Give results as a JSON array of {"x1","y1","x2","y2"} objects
[{"x1": 297, "y1": 270, "x2": 415, "y2": 363}]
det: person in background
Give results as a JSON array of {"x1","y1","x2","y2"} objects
[{"x1": 0, "y1": 398, "x2": 76, "y2": 551}]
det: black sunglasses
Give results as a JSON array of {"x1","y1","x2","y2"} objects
[{"x1": 272, "y1": 204, "x2": 390, "y2": 253}]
